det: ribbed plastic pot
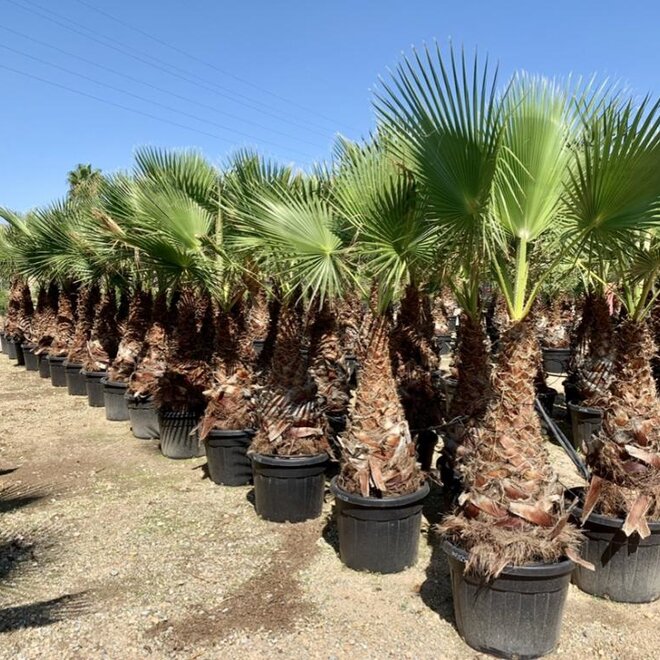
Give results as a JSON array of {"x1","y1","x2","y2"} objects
[
  {"x1": 83, "y1": 370, "x2": 106, "y2": 407},
  {"x1": 252, "y1": 339, "x2": 265, "y2": 356},
  {"x1": 126, "y1": 395, "x2": 160, "y2": 439},
  {"x1": 571, "y1": 491, "x2": 660, "y2": 603},
  {"x1": 435, "y1": 334, "x2": 453, "y2": 356},
  {"x1": 37, "y1": 353, "x2": 50, "y2": 379},
  {"x1": 102, "y1": 378, "x2": 130, "y2": 421},
  {"x1": 64, "y1": 362, "x2": 86, "y2": 396},
  {"x1": 22, "y1": 344, "x2": 39, "y2": 372},
  {"x1": 442, "y1": 377, "x2": 458, "y2": 409},
  {"x1": 48, "y1": 356, "x2": 67, "y2": 387},
  {"x1": 205, "y1": 429, "x2": 255, "y2": 486},
  {"x1": 443, "y1": 540, "x2": 574, "y2": 658},
  {"x1": 159, "y1": 410, "x2": 203, "y2": 459},
  {"x1": 567, "y1": 402, "x2": 603, "y2": 449},
  {"x1": 542, "y1": 347, "x2": 571, "y2": 375},
  {"x1": 252, "y1": 453, "x2": 328, "y2": 522},
  {"x1": 562, "y1": 379, "x2": 582, "y2": 406},
  {"x1": 330, "y1": 478, "x2": 429, "y2": 573},
  {"x1": 6, "y1": 337, "x2": 18, "y2": 360},
  {"x1": 415, "y1": 429, "x2": 438, "y2": 472},
  {"x1": 0, "y1": 332, "x2": 7, "y2": 355},
  {"x1": 14, "y1": 341, "x2": 25, "y2": 366},
  {"x1": 537, "y1": 388, "x2": 557, "y2": 419}
]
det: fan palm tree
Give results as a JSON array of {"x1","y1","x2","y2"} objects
[{"x1": 67, "y1": 163, "x2": 102, "y2": 202}]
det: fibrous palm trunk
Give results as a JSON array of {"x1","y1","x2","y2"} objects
[
  {"x1": 84, "y1": 289, "x2": 119, "y2": 372},
  {"x1": 34, "y1": 282, "x2": 59, "y2": 356},
  {"x1": 4, "y1": 277, "x2": 22, "y2": 341},
  {"x1": 107, "y1": 289, "x2": 152, "y2": 382},
  {"x1": 338, "y1": 313, "x2": 424, "y2": 498},
  {"x1": 49, "y1": 283, "x2": 78, "y2": 357},
  {"x1": 536, "y1": 295, "x2": 573, "y2": 349},
  {"x1": 251, "y1": 303, "x2": 328, "y2": 456},
  {"x1": 15, "y1": 280, "x2": 34, "y2": 344},
  {"x1": 582, "y1": 319, "x2": 660, "y2": 536},
  {"x1": 67, "y1": 284, "x2": 100, "y2": 364},
  {"x1": 440, "y1": 319, "x2": 583, "y2": 578}
]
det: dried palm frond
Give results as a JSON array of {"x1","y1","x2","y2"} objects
[
  {"x1": 440, "y1": 319, "x2": 583, "y2": 578},
  {"x1": 585, "y1": 319, "x2": 660, "y2": 533},
  {"x1": 107, "y1": 288, "x2": 152, "y2": 382},
  {"x1": 536, "y1": 295, "x2": 574, "y2": 349},
  {"x1": 432, "y1": 287, "x2": 456, "y2": 336},
  {"x1": 338, "y1": 313, "x2": 424, "y2": 497}
]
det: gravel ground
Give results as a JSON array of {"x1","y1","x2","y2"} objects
[{"x1": 0, "y1": 356, "x2": 658, "y2": 659}]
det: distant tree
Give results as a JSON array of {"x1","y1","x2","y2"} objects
[{"x1": 67, "y1": 163, "x2": 102, "y2": 201}]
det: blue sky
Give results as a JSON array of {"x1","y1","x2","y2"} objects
[{"x1": 1, "y1": 0, "x2": 658, "y2": 211}]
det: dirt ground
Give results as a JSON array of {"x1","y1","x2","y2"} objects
[{"x1": 1, "y1": 356, "x2": 658, "y2": 659}]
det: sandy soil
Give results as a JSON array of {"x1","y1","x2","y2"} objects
[{"x1": 1, "y1": 356, "x2": 658, "y2": 659}]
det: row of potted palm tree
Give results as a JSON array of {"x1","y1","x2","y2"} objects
[{"x1": 1, "y1": 43, "x2": 658, "y2": 659}]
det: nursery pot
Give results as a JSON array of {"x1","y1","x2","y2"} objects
[
  {"x1": 443, "y1": 540, "x2": 574, "y2": 658},
  {"x1": 331, "y1": 478, "x2": 429, "y2": 574},
  {"x1": 6, "y1": 338, "x2": 24, "y2": 365},
  {"x1": 102, "y1": 378, "x2": 130, "y2": 421},
  {"x1": 570, "y1": 489, "x2": 660, "y2": 603},
  {"x1": 14, "y1": 340, "x2": 25, "y2": 366},
  {"x1": 22, "y1": 344, "x2": 39, "y2": 372},
  {"x1": 126, "y1": 395, "x2": 160, "y2": 439},
  {"x1": 0, "y1": 331, "x2": 7, "y2": 355},
  {"x1": 435, "y1": 334, "x2": 453, "y2": 356},
  {"x1": 64, "y1": 362, "x2": 86, "y2": 396},
  {"x1": 5, "y1": 336, "x2": 18, "y2": 360},
  {"x1": 542, "y1": 347, "x2": 571, "y2": 375},
  {"x1": 562, "y1": 379, "x2": 582, "y2": 406},
  {"x1": 48, "y1": 355, "x2": 67, "y2": 387},
  {"x1": 205, "y1": 429, "x2": 255, "y2": 486},
  {"x1": 567, "y1": 401, "x2": 603, "y2": 450},
  {"x1": 441, "y1": 376, "x2": 458, "y2": 410},
  {"x1": 37, "y1": 353, "x2": 50, "y2": 379},
  {"x1": 252, "y1": 339, "x2": 265, "y2": 356},
  {"x1": 159, "y1": 410, "x2": 203, "y2": 459},
  {"x1": 83, "y1": 370, "x2": 106, "y2": 407},
  {"x1": 415, "y1": 429, "x2": 438, "y2": 472},
  {"x1": 537, "y1": 388, "x2": 557, "y2": 417},
  {"x1": 251, "y1": 453, "x2": 328, "y2": 523}
]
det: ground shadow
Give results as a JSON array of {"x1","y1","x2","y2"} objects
[
  {"x1": 192, "y1": 461, "x2": 211, "y2": 481},
  {"x1": 320, "y1": 506, "x2": 339, "y2": 555},
  {"x1": 419, "y1": 529, "x2": 455, "y2": 625},
  {"x1": 0, "y1": 483, "x2": 48, "y2": 513},
  {"x1": 0, "y1": 468, "x2": 18, "y2": 477},
  {"x1": 0, "y1": 535, "x2": 37, "y2": 582},
  {"x1": 245, "y1": 488, "x2": 255, "y2": 507},
  {"x1": 0, "y1": 593, "x2": 90, "y2": 633}
]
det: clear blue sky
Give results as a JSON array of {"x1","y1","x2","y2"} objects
[{"x1": 1, "y1": 0, "x2": 658, "y2": 211}]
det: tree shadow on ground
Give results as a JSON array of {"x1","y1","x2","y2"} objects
[
  {"x1": 419, "y1": 529, "x2": 455, "y2": 625},
  {"x1": 0, "y1": 483, "x2": 48, "y2": 513},
  {"x1": 0, "y1": 593, "x2": 90, "y2": 633}
]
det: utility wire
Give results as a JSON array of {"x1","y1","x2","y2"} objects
[
  {"x1": 4, "y1": 0, "x2": 339, "y2": 137},
  {"x1": 0, "y1": 42, "x2": 318, "y2": 158},
  {"x1": 0, "y1": 24, "x2": 324, "y2": 149},
  {"x1": 0, "y1": 61, "x2": 317, "y2": 163},
  {"x1": 71, "y1": 0, "x2": 360, "y2": 133}
]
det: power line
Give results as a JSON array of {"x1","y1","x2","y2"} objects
[
  {"x1": 0, "y1": 24, "x2": 325, "y2": 149},
  {"x1": 71, "y1": 0, "x2": 360, "y2": 133},
  {"x1": 0, "y1": 42, "x2": 318, "y2": 158},
  {"x1": 0, "y1": 61, "x2": 317, "y2": 163},
  {"x1": 4, "y1": 0, "x2": 340, "y2": 138}
]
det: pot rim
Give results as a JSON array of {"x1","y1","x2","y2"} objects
[
  {"x1": 82, "y1": 369, "x2": 108, "y2": 378},
  {"x1": 101, "y1": 377, "x2": 129, "y2": 389},
  {"x1": 566, "y1": 401, "x2": 603, "y2": 416},
  {"x1": 567, "y1": 487, "x2": 660, "y2": 532},
  {"x1": 251, "y1": 452, "x2": 328, "y2": 467},
  {"x1": 330, "y1": 476, "x2": 430, "y2": 508},
  {"x1": 63, "y1": 361, "x2": 84, "y2": 369},
  {"x1": 47, "y1": 355, "x2": 66, "y2": 364},
  {"x1": 207, "y1": 428, "x2": 256, "y2": 438},
  {"x1": 442, "y1": 539, "x2": 575, "y2": 578}
]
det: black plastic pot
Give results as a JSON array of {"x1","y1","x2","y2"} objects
[
  {"x1": 48, "y1": 355, "x2": 67, "y2": 387},
  {"x1": 571, "y1": 491, "x2": 660, "y2": 603},
  {"x1": 562, "y1": 379, "x2": 582, "y2": 406},
  {"x1": 441, "y1": 376, "x2": 458, "y2": 410},
  {"x1": 126, "y1": 395, "x2": 160, "y2": 439},
  {"x1": 38, "y1": 353, "x2": 50, "y2": 379},
  {"x1": 205, "y1": 429, "x2": 255, "y2": 486},
  {"x1": 443, "y1": 540, "x2": 574, "y2": 658},
  {"x1": 567, "y1": 401, "x2": 603, "y2": 449},
  {"x1": 0, "y1": 332, "x2": 7, "y2": 355},
  {"x1": 6, "y1": 337, "x2": 18, "y2": 360},
  {"x1": 22, "y1": 344, "x2": 39, "y2": 372},
  {"x1": 102, "y1": 378, "x2": 130, "y2": 421},
  {"x1": 542, "y1": 347, "x2": 571, "y2": 375},
  {"x1": 415, "y1": 429, "x2": 438, "y2": 472},
  {"x1": 331, "y1": 478, "x2": 429, "y2": 573},
  {"x1": 83, "y1": 370, "x2": 106, "y2": 407},
  {"x1": 14, "y1": 341, "x2": 25, "y2": 366},
  {"x1": 159, "y1": 410, "x2": 203, "y2": 459},
  {"x1": 64, "y1": 362, "x2": 86, "y2": 396},
  {"x1": 537, "y1": 388, "x2": 557, "y2": 417},
  {"x1": 252, "y1": 453, "x2": 328, "y2": 522},
  {"x1": 436, "y1": 334, "x2": 453, "y2": 356},
  {"x1": 252, "y1": 339, "x2": 265, "y2": 355}
]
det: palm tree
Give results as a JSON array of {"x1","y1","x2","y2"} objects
[
  {"x1": 67, "y1": 163, "x2": 102, "y2": 201},
  {"x1": 376, "y1": 45, "x2": 590, "y2": 576}
]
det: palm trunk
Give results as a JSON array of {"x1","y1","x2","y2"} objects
[
  {"x1": 34, "y1": 282, "x2": 59, "y2": 356},
  {"x1": 583, "y1": 319, "x2": 660, "y2": 535},
  {"x1": 67, "y1": 285, "x2": 100, "y2": 363},
  {"x1": 4, "y1": 277, "x2": 22, "y2": 341},
  {"x1": 107, "y1": 288, "x2": 152, "y2": 382},
  {"x1": 49, "y1": 282, "x2": 78, "y2": 357},
  {"x1": 338, "y1": 313, "x2": 423, "y2": 498},
  {"x1": 440, "y1": 318, "x2": 581, "y2": 578},
  {"x1": 15, "y1": 281, "x2": 34, "y2": 344},
  {"x1": 84, "y1": 289, "x2": 119, "y2": 372}
]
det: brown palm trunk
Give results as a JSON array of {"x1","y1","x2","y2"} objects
[
  {"x1": 583, "y1": 319, "x2": 660, "y2": 535},
  {"x1": 35, "y1": 282, "x2": 59, "y2": 356},
  {"x1": 4, "y1": 277, "x2": 22, "y2": 340},
  {"x1": 440, "y1": 318, "x2": 581, "y2": 578},
  {"x1": 84, "y1": 289, "x2": 119, "y2": 372},
  {"x1": 49, "y1": 283, "x2": 78, "y2": 357},
  {"x1": 338, "y1": 313, "x2": 423, "y2": 498},
  {"x1": 67, "y1": 285, "x2": 100, "y2": 363},
  {"x1": 16, "y1": 281, "x2": 34, "y2": 344}
]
